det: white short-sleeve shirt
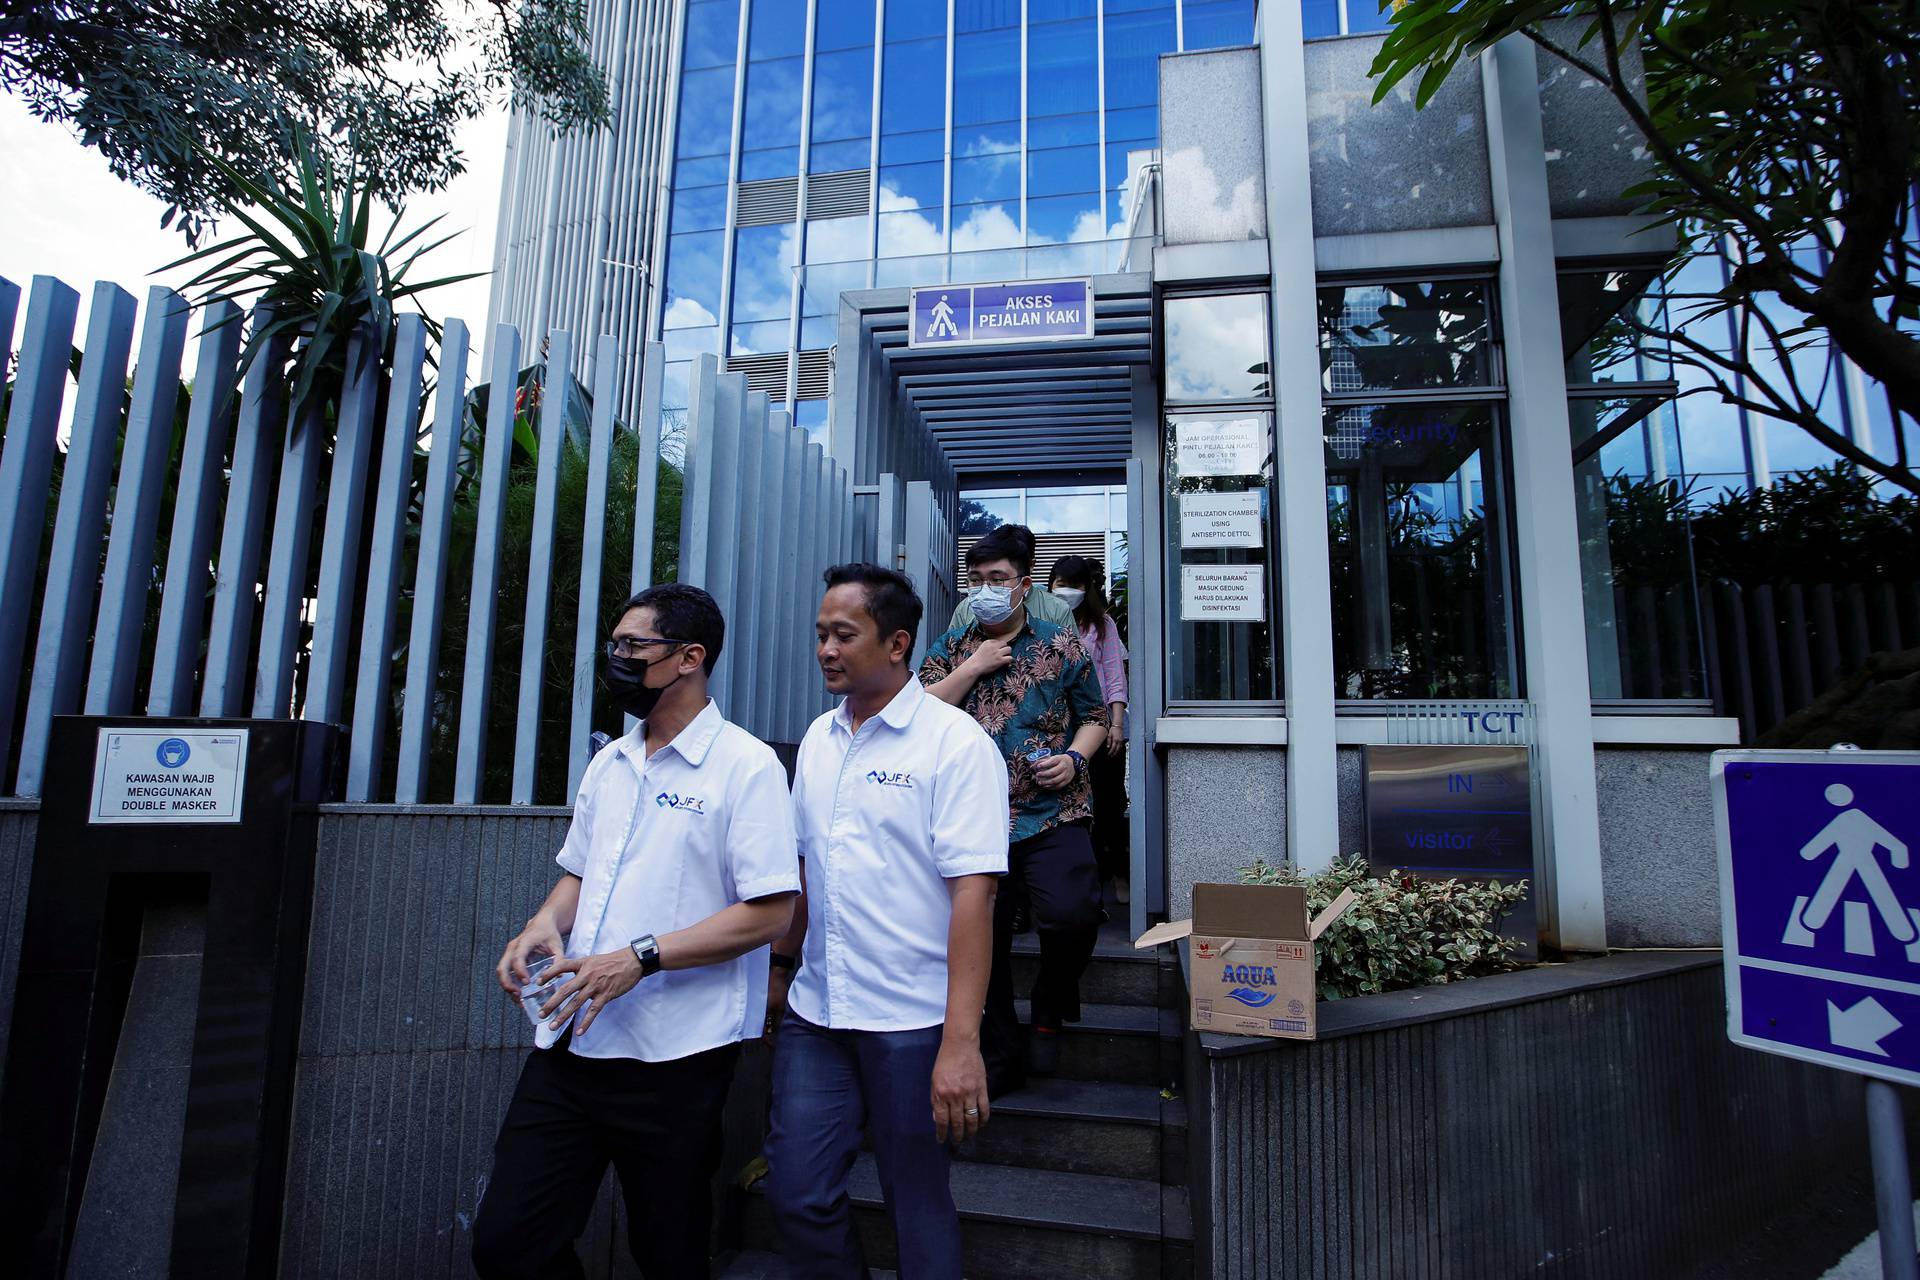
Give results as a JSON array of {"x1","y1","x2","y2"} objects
[
  {"x1": 788, "y1": 677, "x2": 1010, "y2": 1032},
  {"x1": 544, "y1": 700, "x2": 800, "y2": 1062}
]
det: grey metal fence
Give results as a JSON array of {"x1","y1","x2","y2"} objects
[
  {"x1": 1703, "y1": 577, "x2": 1920, "y2": 741},
  {"x1": 0, "y1": 276, "x2": 860, "y2": 805}
]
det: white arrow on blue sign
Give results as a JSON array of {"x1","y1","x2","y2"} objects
[
  {"x1": 907, "y1": 278, "x2": 1094, "y2": 349},
  {"x1": 1714, "y1": 749, "x2": 1920, "y2": 1085}
]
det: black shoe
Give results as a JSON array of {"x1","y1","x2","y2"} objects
[{"x1": 1027, "y1": 1021, "x2": 1061, "y2": 1076}]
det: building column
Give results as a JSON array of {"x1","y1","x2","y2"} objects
[
  {"x1": 1483, "y1": 35, "x2": 1608, "y2": 950},
  {"x1": 1257, "y1": 2, "x2": 1339, "y2": 870}
]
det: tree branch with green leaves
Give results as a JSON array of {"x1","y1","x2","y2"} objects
[
  {"x1": 1, "y1": 0, "x2": 609, "y2": 244},
  {"x1": 1368, "y1": 0, "x2": 1919, "y2": 493}
]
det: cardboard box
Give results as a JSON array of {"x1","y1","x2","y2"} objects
[{"x1": 1135, "y1": 883, "x2": 1355, "y2": 1041}]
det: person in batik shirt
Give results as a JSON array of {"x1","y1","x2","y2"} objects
[{"x1": 920, "y1": 524, "x2": 1107, "y2": 1093}]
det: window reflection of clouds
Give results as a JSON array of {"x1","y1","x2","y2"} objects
[
  {"x1": 677, "y1": 66, "x2": 737, "y2": 158},
  {"x1": 683, "y1": 1, "x2": 739, "y2": 70},
  {"x1": 743, "y1": 57, "x2": 804, "y2": 162},
  {"x1": 955, "y1": 29, "x2": 1020, "y2": 128},
  {"x1": 815, "y1": 0, "x2": 876, "y2": 50},
  {"x1": 882, "y1": 39, "x2": 947, "y2": 134},
  {"x1": 1028, "y1": 146, "x2": 1100, "y2": 198},
  {"x1": 794, "y1": 400, "x2": 830, "y2": 443},
  {"x1": 730, "y1": 223, "x2": 798, "y2": 326},
  {"x1": 810, "y1": 47, "x2": 873, "y2": 148},
  {"x1": 953, "y1": 151, "x2": 1020, "y2": 205},
  {"x1": 664, "y1": 231, "x2": 724, "y2": 328},
  {"x1": 1165, "y1": 294, "x2": 1270, "y2": 402},
  {"x1": 748, "y1": 1, "x2": 807, "y2": 59},
  {"x1": 731, "y1": 319, "x2": 791, "y2": 356},
  {"x1": 1028, "y1": 20, "x2": 1098, "y2": 118}
]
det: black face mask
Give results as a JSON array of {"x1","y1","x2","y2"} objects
[{"x1": 603, "y1": 649, "x2": 686, "y2": 720}]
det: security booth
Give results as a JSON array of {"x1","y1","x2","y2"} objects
[{"x1": 0, "y1": 716, "x2": 338, "y2": 1278}]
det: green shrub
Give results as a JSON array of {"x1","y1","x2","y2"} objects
[{"x1": 1238, "y1": 856, "x2": 1529, "y2": 1000}]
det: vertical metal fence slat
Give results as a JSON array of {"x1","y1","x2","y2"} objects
[
  {"x1": 84, "y1": 286, "x2": 189, "y2": 715},
  {"x1": 568, "y1": 335, "x2": 620, "y2": 797},
  {"x1": 1809, "y1": 582, "x2": 1842, "y2": 692},
  {"x1": 1872, "y1": 582, "x2": 1901, "y2": 654},
  {"x1": 1779, "y1": 584, "x2": 1814, "y2": 715},
  {"x1": 394, "y1": 320, "x2": 470, "y2": 804},
  {"x1": 753, "y1": 408, "x2": 791, "y2": 740},
  {"x1": 149, "y1": 301, "x2": 243, "y2": 716},
  {"x1": 677, "y1": 354, "x2": 718, "y2": 591},
  {"x1": 513, "y1": 329, "x2": 573, "y2": 805},
  {"x1": 201, "y1": 314, "x2": 289, "y2": 717},
  {"x1": 252, "y1": 396, "x2": 328, "y2": 719},
  {"x1": 455, "y1": 324, "x2": 524, "y2": 804},
  {"x1": 0, "y1": 276, "x2": 80, "y2": 790},
  {"x1": 1718, "y1": 582, "x2": 1757, "y2": 742},
  {"x1": 1841, "y1": 583, "x2": 1872, "y2": 675},
  {"x1": 775, "y1": 427, "x2": 807, "y2": 744},
  {"x1": 346, "y1": 315, "x2": 429, "y2": 801},
  {"x1": 15, "y1": 285, "x2": 138, "y2": 794},
  {"x1": 705, "y1": 377, "x2": 748, "y2": 712},
  {"x1": 1748, "y1": 584, "x2": 1785, "y2": 729},
  {"x1": 304, "y1": 331, "x2": 385, "y2": 723},
  {"x1": 631, "y1": 341, "x2": 665, "y2": 593},
  {"x1": 729, "y1": 392, "x2": 769, "y2": 732}
]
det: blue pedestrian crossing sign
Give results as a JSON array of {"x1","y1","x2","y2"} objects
[
  {"x1": 1715, "y1": 749, "x2": 1920, "y2": 1086},
  {"x1": 907, "y1": 278, "x2": 1094, "y2": 348}
]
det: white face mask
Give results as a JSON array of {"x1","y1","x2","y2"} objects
[
  {"x1": 1054, "y1": 587, "x2": 1086, "y2": 610},
  {"x1": 968, "y1": 582, "x2": 1022, "y2": 625}
]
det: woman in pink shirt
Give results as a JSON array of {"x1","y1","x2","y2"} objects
[{"x1": 1048, "y1": 555, "x2": 1130, "y2": 906}]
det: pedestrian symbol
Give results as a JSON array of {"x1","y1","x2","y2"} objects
[
  {"x1": 926, "y1": 294, "x2": 959, "y2": 340},
  {"x1": 1782, "y1": 782, "x2": 1917, "y2": 957},
  {"x1": 1716, "y1": 749, "x2": 1920, "y2": 1087}
]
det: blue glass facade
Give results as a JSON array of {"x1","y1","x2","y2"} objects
[{"x1": 656, "y1": 0, "x2": 1256, "y2": 427}]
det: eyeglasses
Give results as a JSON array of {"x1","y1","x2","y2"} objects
[
  {"x1": 967, "y1": 573, "x2": 1022, "y2": 587},
  {"x1": 604, "y1": 637, "x2": 688, "y2": 660}
]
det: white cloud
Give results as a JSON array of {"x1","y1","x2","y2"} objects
[{"x1": 662, "y1": 297, "x2": 719, "y2": 329}]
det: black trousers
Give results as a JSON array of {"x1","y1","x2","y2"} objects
[
  {"x1": 470, "y1": 1035, "x2": 741, "y2": 1280},
  {"x1": 982, "y1": 820, "x2": 1102, "y2": 1087}
]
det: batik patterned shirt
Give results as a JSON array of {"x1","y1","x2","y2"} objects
[{"x1": 918, "y1": 616, "x2": 1107, "y2": 843}]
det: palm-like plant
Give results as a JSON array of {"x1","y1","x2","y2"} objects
[{"x1": 160, "y1": 132, "x2": 482, "y2": 430}]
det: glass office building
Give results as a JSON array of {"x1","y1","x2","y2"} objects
[{"x1": 649, "y1": 0, "x2": 1257, "y2": 436}]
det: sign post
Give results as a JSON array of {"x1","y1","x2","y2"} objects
[{"x1": 1713, "y1": 746, "x2": 1920, "y2": 1280}]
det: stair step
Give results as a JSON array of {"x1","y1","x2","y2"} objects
[
  {"x1": 1010, "y1": 951, "x2": 1172, "y2": 1008},
  {"x1": 717, "y1": 1250, "x2": 897, "y2": 1279},
  {"x1": 740, "y1": 1154, "x2": 1190, "y2": 1280},
  {"x1": 1014, "y1": 1001, "x2": 1181, "y2": 1086},
  {"x1": 956, "y1": 1078, "x2": 1185, "y2": 1182}
]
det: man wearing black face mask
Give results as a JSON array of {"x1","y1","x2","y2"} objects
[{"x1": 472, "y1": 584, "x2": 801, "y2": 1280}]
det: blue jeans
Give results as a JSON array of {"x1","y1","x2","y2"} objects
[{"x1": 764, "y1": 1012, "x2": 962, "y2": 1280}]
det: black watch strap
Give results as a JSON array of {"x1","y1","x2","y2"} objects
[
  {"x1": 630, "y1": 934, "x2": 662, "y2": 977},
  {"x1": 769, "y1": 951, "x2": 798, "y2": 972}
]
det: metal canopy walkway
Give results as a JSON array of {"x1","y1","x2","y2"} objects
[{"x1": 829, "y1": 272, "x2": 1155, "y2": 484}]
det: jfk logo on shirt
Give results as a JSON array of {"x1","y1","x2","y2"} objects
[
  {"x1": 655, "y1": 791, "x2": 707, "y2": 814},
  {"x1": 865, "y1": 769, "x2": 915, "y2": 789}
]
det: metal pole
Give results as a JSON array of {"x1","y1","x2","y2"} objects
[{"x1": 1868, "y1": 1079, "x2": 1919, "y2": 1280}]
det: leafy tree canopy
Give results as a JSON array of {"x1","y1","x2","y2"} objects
[
  {"x1": 1370, "y1": 0, "x2": 1920, "y2": 494},
  {"x1": 0, "y1": 0, "x2": 609, "y2": 242}
]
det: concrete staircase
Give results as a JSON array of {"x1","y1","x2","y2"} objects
[{"x1": 720, "y1": 921, "x2": 1192, "y2": 1279}]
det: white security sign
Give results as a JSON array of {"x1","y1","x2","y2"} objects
[
  {"x1": 1181, "y1": 565, "x2": 1265, "y2": 621},
  {"x1": 1175, "y1": 417, "x2": 1267, "y2": 478},
  {"x1": 1179, "y1": 493, "x2": 1264, "y2": 549},
  {"x1": 91, "y1": 728, "x2": 249, "y2": 824}
]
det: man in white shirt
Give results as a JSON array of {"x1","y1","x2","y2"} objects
[
  {"x1": 471, "y1": 584, "x2": 800, "y2": 1280},
  {"x1": 764, "y1": 563, "x2": 1009, "y2": 1280}
]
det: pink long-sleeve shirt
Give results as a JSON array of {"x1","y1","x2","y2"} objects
[{"x1": 1078, "y1": 615, "x2": 1129, "y2": 708}]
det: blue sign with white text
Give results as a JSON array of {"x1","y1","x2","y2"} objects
[
  {"x1": 908, "y1": 278, "x2": 1093, "y2": 348},
  {"x1": 1716, "y1": 751, "x2": 1920, "y2": 1086}
]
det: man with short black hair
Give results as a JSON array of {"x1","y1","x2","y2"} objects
[
  {"x1": 765, "y1": 563, "x2": 1008, "y2": 1280},
  {"x1": 472, "y1": 583, "x2": 800, "y2": 1280},
  {"x1": 921, "y1": 525, "x2": 1107, "y2": 1093}
]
